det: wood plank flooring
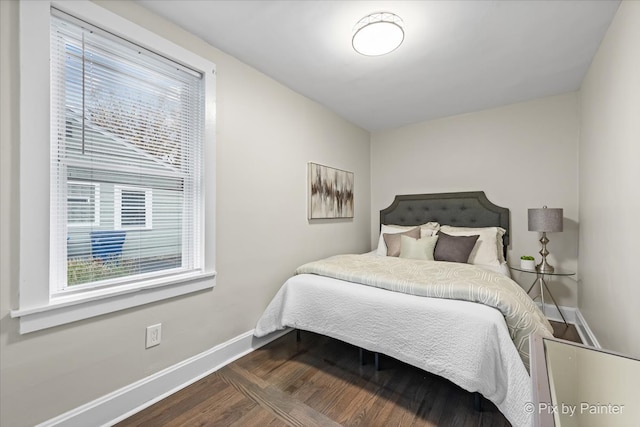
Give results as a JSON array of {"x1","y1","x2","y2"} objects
[
  {"x1": 117, "y1": 322, "x2": 581, "y2": 427},
  {"x1": 117, "y1": 331, "x2": 510, "y2": 427}
]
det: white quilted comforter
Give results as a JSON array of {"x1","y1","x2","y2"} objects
[{"x1": 295, "y1": 254, "x2": 553, "y2": 370}]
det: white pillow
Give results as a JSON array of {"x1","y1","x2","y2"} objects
[
  {"x1": 438, "y1": 225, "x2": 506, "y2": 266},
  {"x1": 419, "y1": 221, "x2": 440, "y2": 237},
  {"x1": 375, "y1": 222, "x2": 440, "y2": 256},
  {"x1": 399, "y1": 234, "x2": 439, "y2": 261}
]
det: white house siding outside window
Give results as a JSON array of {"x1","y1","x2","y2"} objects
[{"x1": 51, "y1": 10, "x2": 204, "y2": 291}]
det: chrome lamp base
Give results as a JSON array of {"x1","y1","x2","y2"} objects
[{"x1": 536, "y1": 232, "x2": 555, "y2": 273}]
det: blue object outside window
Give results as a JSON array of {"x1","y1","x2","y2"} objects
[{"x1": 90, "y1": 230, "x2": 126, "y2": 261}]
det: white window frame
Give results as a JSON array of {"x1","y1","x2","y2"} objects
[
  {"x1": 11, "y1": 0, "x2": 217, "y2": 334},
  {"x1": 67, "y1": 181, "x2": 101, "y2": 227},
  {"x1": 114, "y1": 185, "x2": 153, "y2": 231}
]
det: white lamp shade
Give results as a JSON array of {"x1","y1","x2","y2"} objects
[
  {"x1": 352, "y1": 12, "x2": 404, "y2": 56},
  {"x1": 528, "y1": 207, "x2": 563, "y2": 232}
]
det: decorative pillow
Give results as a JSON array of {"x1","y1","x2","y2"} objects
[
  {"x1": 375, "y1": 223, "x2": 439, "y2": 255},
  {"x1": 383, "y1": 227, "x2": 421, "y2": 257},
  {"x1": 399, "y1": 234, "x2": 439, "y2": 260},
  {"x1": 434, "y1": 231, "x2": 479, "y2": 263},
  {"x1": 439, "y1": 226, "x2": 506, "y2": 266},
  {"x1": 376, "y1": 225, "x2": 414, "y2": 256}
]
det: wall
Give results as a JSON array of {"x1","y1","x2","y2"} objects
[
  {"x1": 579, "y1": 0, "x2": 640, "y2": 357},
  {"x1": 0, "y1": 1, "x2": 371, "y2": 426},
  {"x1": 371, "y1": 93, "x2": 580, "y2": 305}
]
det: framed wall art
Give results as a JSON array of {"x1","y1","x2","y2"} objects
[{"x1": 308, "y1": 162, "x2": 354, "y2": 219}]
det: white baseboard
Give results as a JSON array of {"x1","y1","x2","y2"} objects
[
  {"x1": 37, "y1": 328, "x2": 292, "y2": 427},
  {"x1": 537, "y1": 301, "x2": 577, "y2": 324},
  {"x1": 574, "y1": 309, "x2": 601, "y2": 348},
  {"x1": 536, "y1": 302, "x2": 600, "y2": 348}
]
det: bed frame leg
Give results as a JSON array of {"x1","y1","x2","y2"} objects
[
  {"x1": 357, "y1": 349, "x2": 380, "y2": 369},
  {"x1": 473, "y1": 392, "x2": 483, "y2": 412},
  {"x1": 296, "y1": 329, "x2": 301, "y2": 342}
]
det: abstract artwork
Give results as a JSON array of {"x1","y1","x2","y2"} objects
[{"x1": 308, "y1": 162, "x2": 354, "y2": 219}]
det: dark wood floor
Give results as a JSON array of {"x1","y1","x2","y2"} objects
[
  {"x1": 117, "y1": 321, "x2": 581, "y2": 427},
  {"x1": 549, "y1": 320, "x2": 582, "y2": 344}
]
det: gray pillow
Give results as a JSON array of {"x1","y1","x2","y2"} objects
[
  {"x1": 383, "y1": 227, "x2": 420, "y2": 257},
  {"x1": 434, "y1": 231, "x2": 479, "y2": 263}
]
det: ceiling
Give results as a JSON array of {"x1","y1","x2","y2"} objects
[{"x1": 135, "y1": 0, "x2": 620, "y2": 131}]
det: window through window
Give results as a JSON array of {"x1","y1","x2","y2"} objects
[
  {"x1": 115, "y1": 186, "x2": 152, "y2": 230},
  {"x1": 67, "y1": 181, "x2": 100, "y2": 226}
]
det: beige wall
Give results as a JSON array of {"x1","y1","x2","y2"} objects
[
  {"x1": 0, "y1": 1, "x2": 370, "y2": 426},
  {"x1": 579, "y1": 0, "x2": 640, "y2": 358},
  {"x1": 371, "y1": 93, "x2": 580, "y2": 305}
]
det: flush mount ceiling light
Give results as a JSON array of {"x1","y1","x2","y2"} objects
[{"x1": 352, "y1": 12, "x2": 404, "y2": 56}]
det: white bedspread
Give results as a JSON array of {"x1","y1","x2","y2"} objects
[{"x1": 255, "y1": 273, "x2": 532, "y2": 427}]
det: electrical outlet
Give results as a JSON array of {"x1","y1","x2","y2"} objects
[{"x1": 145, "y1": 323, "x2": 162, "y2": 348}]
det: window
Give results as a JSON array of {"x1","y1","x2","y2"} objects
[
  {"x1": 115, "y1": 186, "x2": 152, "y2": 230},
  {"x1": 67, "y1": 181, "x2": 100, "y2": 226},
  {"x1": 13, "y1": 1, "x2": 216, "y2": 333},
  {"x1": 50, "y1": 8, "x2": 205, "y2": 293}
]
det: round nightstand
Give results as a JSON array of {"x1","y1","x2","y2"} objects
[{"x1": 509, "y1": 265, "x2": 575, "y2": 325}]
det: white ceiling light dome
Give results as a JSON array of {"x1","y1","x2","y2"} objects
[{"x1": 352, "y1": 12, "x2": 404, "y2": 56}]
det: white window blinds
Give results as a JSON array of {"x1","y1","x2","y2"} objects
[{"x1": 50, "y1": 10, "x2": 204, "y2": 292}]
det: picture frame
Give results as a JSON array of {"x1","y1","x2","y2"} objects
[{"x1": 308, "y1": 162, "x2": 354, "y2": 219}]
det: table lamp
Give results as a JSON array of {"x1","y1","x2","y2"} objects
[{"x1": 528, "y1": 206, "x2": 563, "y2": 273}]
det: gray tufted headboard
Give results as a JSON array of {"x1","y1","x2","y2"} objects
[{"x1": 380, "y1": 191, "x2": 510, "y2": 256}]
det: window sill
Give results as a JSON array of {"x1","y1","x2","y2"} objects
[{"x1": 10, "y1": 271, "x2": 216, "y2": 334}]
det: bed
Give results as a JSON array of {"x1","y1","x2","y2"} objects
[{"x1": 254, "y1": 191, "x2": 554, "y2": 427}]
